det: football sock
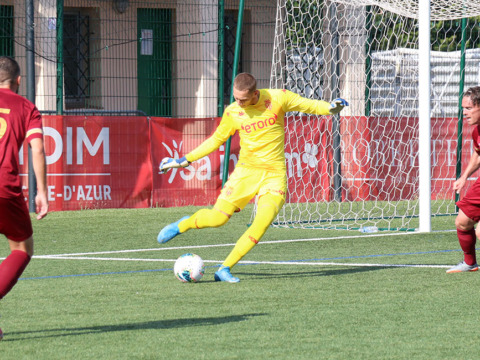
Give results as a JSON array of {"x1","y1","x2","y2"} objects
[
  {"x1": 0, "y1": 250, "x2": 31, "y2": 299},
  {"x1": 178, "y1": 199, "x2": 236, "y2": 233},
  {"x1": 223, "y1": 193, "x2": 284, "y2": 269},
  {"x1": 457, "y1": 228, "x2": 477, "y2": 265}
]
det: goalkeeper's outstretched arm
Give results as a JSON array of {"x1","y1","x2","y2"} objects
[
  {"x1": 159, "y1": 115, "x2": 235, "y2": 175},
  {"x1": 159, "y1": 136, "x2": 225, "y2": 174},
  {"x1": 283, "y1": 90, "x2": 348, "y2": 115}
]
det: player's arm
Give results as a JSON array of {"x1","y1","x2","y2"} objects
[
  {"x1": 160, "y1": 115, "x2": 235, "y2": 174},
  {"x1": 282, "y1": 90, "x2": 348, "y2": 115},
  {"x1": 454, "y1": 150, "x2": 480, "y2": 194},
  {"x1": 29, "y1": 137, "x2": 49, "y2": 219}
]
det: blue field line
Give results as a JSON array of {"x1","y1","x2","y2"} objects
[
  {"x1": 292, "y1": 248, "x2": 463, "y2": 263},
  {"x1": 20, "y1": 268, "x2": 173, "y2": 281},
  {"x1": 18, "y1": 247, "x2": 464, "y2": 281}
]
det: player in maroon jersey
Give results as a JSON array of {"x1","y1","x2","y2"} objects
[
  {"x1": 0, "y1": 56, "x2": 48, "y2": 309},
  {"x1": 448, "y1": 86, "x2": 480, "y2": 273}
]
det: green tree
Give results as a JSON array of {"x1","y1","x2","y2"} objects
[
  {"x1": 285, "y1": 0, "x2": 324, "y2": 48},
  {"x1": 431, "y1": 18, "x2": 480, "y2": 51},
  {"x1": 369, "y1": 6, "x2": 480, "y2": 51}
]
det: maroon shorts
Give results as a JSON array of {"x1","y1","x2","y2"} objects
[
  {"x1": 0, "y1": 195, "x2": 33, "y2": 241},
  {"x1": 456, "y1": 179, "x2": 480, "y2": 222}
]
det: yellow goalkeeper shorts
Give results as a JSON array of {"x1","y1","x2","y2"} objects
[{"x1": 219, "y1": 166, "x2": 287, "y2": 210}]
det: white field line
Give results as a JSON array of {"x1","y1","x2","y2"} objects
[
  {"x1": 41, "y1": 243, "x2": 238, "y2": 257},
  {"x1": 31, "y1": 256, "x2": 451, "y2": 269},
  {"x1": 249, "y1": 261, "x2": 450, "y2": 268},
  {"x1": 33, "y1": 230, "x2": 442, "y2": 258},
  {"x1": 10, "y1": 231, "x2": 454, "y2": 269}
]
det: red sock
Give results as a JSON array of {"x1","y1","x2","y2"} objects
[
  {"x1": 457, "y1": 228, "x2": 477, "y2": 265},
  {"x1": 0, "y1": 250, "x2": 31, "y2": 299}
]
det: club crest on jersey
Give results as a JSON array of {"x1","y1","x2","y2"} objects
[
  {"x1": 264, "y1": 99, "x2": 272, "y2": 110},
  {"x1": 224, "y1": 186, "x2": 234, "y2": 197}
]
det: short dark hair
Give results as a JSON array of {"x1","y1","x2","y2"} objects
[
  {"x1": 0, "y1": 56, "x2": 20, "y2": 85},
  {"x1": 233, "y1": 72, "x2": 257, "y2": 93},
  {"x1": 464, "y1": 86, "x2": 480, "y2": 106}
]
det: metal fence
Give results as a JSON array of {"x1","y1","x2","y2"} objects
[{"x1": 0, "y1": 0, "x2": 277, "y2": 117}]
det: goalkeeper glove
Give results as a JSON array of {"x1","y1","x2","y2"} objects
[
  {"x1": 329, "y1": 98, "x2": 349, "y2": 115},
  {"x1": 159, "y1": 156, "x2": 190, "y2": 174}
]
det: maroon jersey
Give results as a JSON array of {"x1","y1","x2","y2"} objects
[
  {"x1": 456, "y1": 124, "x2": 480, "y2": 222},
  {"x1": 472, "y1": 125, "x2": 480, "y2": 155},
  {"x1": 0, "y1": 88, "x2": 43, "y2": 198}
]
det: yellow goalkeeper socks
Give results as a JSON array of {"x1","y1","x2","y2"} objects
[
  {"x1": 178, "y1": 199, "x2": 237, "y2": 233},
  {"x1": 223, "y1": 193, "x2": 284, "y2": 269}
]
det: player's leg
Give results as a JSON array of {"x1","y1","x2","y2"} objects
[
  {"x1": 446, "y1": 209, "x2": 479, "y2": 273},
  {"x1": 0, "y1": 196, "x2": 34, "y2": 299},
  {"x1": 215, "y1": 192, "x2": 285, "y2": 283},
  {"x1": 0, "y1": 237, "x2": 33, "y2": 299},
  {"x1": 158, "y1": 168, "x2": 252, "y2": 244},
  {"x1": 179, "y1": 199, "x2": 237, "y2": 232},
  {"x1": 158, "y1": 199, "x2": 237, "y2": 244}
]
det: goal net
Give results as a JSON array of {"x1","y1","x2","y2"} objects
[{"x1": 267, "y1": 0, "x2": 480, "y2": 231}]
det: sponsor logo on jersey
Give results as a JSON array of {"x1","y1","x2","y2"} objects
[{"x1": 241, "y1": 113, "x2": 278, "y2": 133}]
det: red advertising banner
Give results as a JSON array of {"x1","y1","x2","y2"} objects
[
  {"x1": 150, "y1": 117, "x2": 240, "y2": 207},
  {"x1": 284, "y1": 115, "x2": 333, "y2": 202},
  {"x1": 341, "y1": 116, "x2": 469, "y2": 201},
  {"x1": 21, "y1": 116, "x2": 152, "y2": 211},
  {"x1": 18, "y1": 115, "x2": 471, "y2": 211},
  {"x1": 341, "y1": 116, "x2": 419, "y2": 201}
]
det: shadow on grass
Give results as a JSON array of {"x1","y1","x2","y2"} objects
[
  {"x1": 4, "y1": 313, "x2": 266, "y2": 341},
  {"x1": 241, "y1": 265, "x2": 390, "y2": 279}
]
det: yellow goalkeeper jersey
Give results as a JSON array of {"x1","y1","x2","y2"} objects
[{"x1": 186, "y1": 89, "x2": 331, "y2": 172}]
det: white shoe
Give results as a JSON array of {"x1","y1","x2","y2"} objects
[{"x1": 446, "y1": 261, "x2": 479, "y2": 273}]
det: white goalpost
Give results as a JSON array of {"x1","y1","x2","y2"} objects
[
  {"x1": 418, "y1": 0, "x2": 432, "y2": 232},
  {"x1": 264, "y1": 0, "x2": 480, "y2": 232}
]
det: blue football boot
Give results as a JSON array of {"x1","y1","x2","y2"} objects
[
  {"x1": 214, "y1": 266, "x2": 240, "y2": 283},
  {"x1": 157, "y1": 216, "x2": 189, "y2": 244}
]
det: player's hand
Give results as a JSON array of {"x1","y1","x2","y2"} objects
[
  {"x1": 35, "y1": 191, "x2": 49, "y2": 220},
  {"x1": 453, "y1": 177, "x2": 466, "y2": 194},
  {"x1": 159, "y1": 156, "x2": 190, "y2": 174},
  {"x1": 329, "y1": 98, "x2": 349, "y2": 115}
]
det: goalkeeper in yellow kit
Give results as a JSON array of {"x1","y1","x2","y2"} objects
[{"x1": 158, "y1": 72, "x2": 348, "y2": 282}]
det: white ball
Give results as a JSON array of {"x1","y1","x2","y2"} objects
[{"x1": 174, "y1": 253, "x2": 205, "y2": 283}]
